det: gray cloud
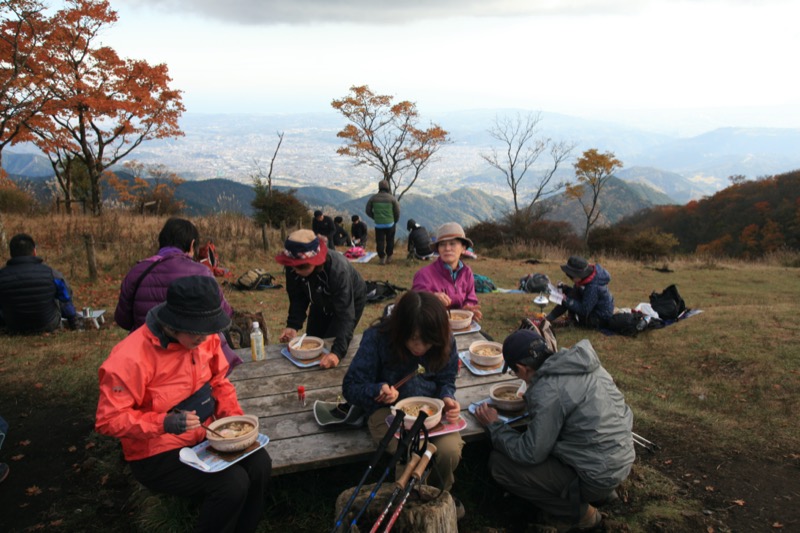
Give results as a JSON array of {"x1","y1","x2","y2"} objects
[{"x1": 120, "y1": 0, "x2": 649, "y2": 25}]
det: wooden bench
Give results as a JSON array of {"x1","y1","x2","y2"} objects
[{"x1": 230, "y1": 332, "x2": 517, "y2": 476}]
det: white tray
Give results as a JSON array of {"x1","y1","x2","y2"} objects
[
  {"x1": 452, "y1": 321, "x2": 481, "y2": 336},
  {"x1": 458, "y1": 350, "x2": 503, "y2": 376},
  {"x1": 280, "y1": 346, "x2": 328, "y2": 368},
  {"x1": 181, "y1": 433, "x2": 269, "y2": 473}
]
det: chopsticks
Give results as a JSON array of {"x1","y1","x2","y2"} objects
[
  {"x1": 201, "y1": 423, "x2": 225, "y2": 438},
  {"x1": 391, "y1": 365, "x2": 425, "y2": 390}
]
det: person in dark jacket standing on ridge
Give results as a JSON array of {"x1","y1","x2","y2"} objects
[
  {"x1": 0, "y1": 233, "x2": 78, "y2": 333},
  {"x1": 114, "y1": 218, "x2": 242, "y2": 373},
  {"x1": 311, "y1": 210, "x2": 336, "y2": 249},
  {"x1": 474, "y1": 330, "x2": 634, "y2": 532},
  {"x1": 545, "y1": 256, "x2": 614, "y2": 329},
  {"x1": 350, "y1": 215, "x2": 369, "y2": 248},
  {"x1": 406, "y1": 219, "x2": 434, "y2": 259},
  {"x1": 365, "y1": 179, "x2": 400, "y2": 264},
  {"x1": 277, "y1": 230, "x2": 367, "y2": 369}
]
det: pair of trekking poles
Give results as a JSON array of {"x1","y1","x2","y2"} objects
[{"x1": 331, "y1": 411, "x2": 436, "y2": 533}]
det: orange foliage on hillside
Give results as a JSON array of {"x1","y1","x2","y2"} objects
[{"x1": 619, "y1": 170, "x2": 800, "y2": 257}]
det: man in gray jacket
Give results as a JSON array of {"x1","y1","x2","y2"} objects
[{"x1": 474, "y1": 330, "x2": 634, "y2": 531}]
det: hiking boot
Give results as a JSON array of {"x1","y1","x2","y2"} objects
[
  {"x1": 592, "y1": 489, "x2": 620, "y2": 507},
  {"x1": 0, "y1": 463, "x2": 9, "y2": 484},
  {"x1": 379, "y1": 256, "x2": 386, "y2": 265},
  {"x1": 553, "y1": 505, "x2": 602, "y2": 533},
  {"x1": 453, "y1": 496, "x2": 466, "y2": 521},
  {"x1": 385, "y1": 255, "x2": 393, "y2": 264}
]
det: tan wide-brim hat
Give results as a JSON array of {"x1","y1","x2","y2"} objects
[{"x1": 434, "y1": 222, "x2": 473, "y2": 250}]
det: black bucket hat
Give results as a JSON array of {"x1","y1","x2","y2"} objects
[
  {"x1": 155, "y1": 276, "x2": 231, "y2": 335},
  {"x1": 560, "y1": 256, "x2": 593, "y2": 280}
]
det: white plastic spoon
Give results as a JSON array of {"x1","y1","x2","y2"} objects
[
  {"x1": 292, "y1": 333, "x2": 307, "y2": 350},
  {"x1": 516, "y1": 380, "x2": 527, "y2": 397},
  {"x1": 179, "y1": 447, "x2": 210, "y2": 471}
]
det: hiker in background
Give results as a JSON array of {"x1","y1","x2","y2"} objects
[
  {"x1": 474, "y1": 330, "x2": 634, "y2": 532},
  {"x1": 365, "y1": 179, "x2": 400, "y2": 264},
  {"x1": 350, "y1": 214, "x2": 369, "y2": 248},
  {"x1": 332, "y1": 216, "x2": 353, "y2": 248},
  {"x1": 412, "y1": 222, "x2": 482, "y2": 322},
  {"x1": 277, "y1": 230, "x2": 367, "y2": 369},
  {"x1": 311, "y1": 209, "x2": 336, "y2": 249},
  {"x1": 114, "y1": 217, "x2": 242, "y2": 373},
  {"x1": 97, "y1": 276, "x2": 271, "y2": 533},
  {"x1": 546, "y1": 256, "x2": 614, "y2": 330},
  {"x1": 407, "y1": 219, "x2": 434, "y2": 260},
  {"x1": 0, "y1": 233, "x2": 79, "y2": 333},
  {"x1": 343, "y1": 290, "x2": 465, "y2": 519}
]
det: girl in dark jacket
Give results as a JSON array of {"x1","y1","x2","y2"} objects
[
  {"x1": 343, "y1": 290, "x2": 463, "y2": 493},
  {"x1": 277, "y1": 230, "x2": 367, "y2": 368}
]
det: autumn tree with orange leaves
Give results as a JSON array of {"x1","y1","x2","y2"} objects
[
  {"x1": 566, "y1": 148, "x2": 623, "y2": 246},
  {"x1": 0, "y1": 0, "x2": 48, "y2": 175},
  {"x1": 7, "y1": 0, "x2": 184, "y2": 215},
  {"x1": 331, "y1": 85, "x2": 449, "y2": 202}
]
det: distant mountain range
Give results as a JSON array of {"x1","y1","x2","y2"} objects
[{"x1": 5, "y1": 110, "x2": 800, "y2": 205}]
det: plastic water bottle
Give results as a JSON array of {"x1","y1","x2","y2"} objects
[{"x1": 250, "y1": 322, "x2": 265, "y2": 362}]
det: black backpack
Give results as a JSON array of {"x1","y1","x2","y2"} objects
[
  {"x1": 365, "y1": 280, "x2": 406, "y2": 303},
  {"x1": 519, "y1": 273, "x2": 550, "y2": 294},
  {"x1": 649, "y1": 284, "x2": 686, "y2": 320},
  {"x1": 606, "y1": 311, "x2": 649, "y2": 336}
]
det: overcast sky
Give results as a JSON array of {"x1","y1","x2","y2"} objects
[{"x1": 103, "y1": 0, "x2": 799, "y2": 133}]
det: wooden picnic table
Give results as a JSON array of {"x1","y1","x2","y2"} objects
[{"x1": 230, "y1": 330, "x2": 517, "y2": 476}]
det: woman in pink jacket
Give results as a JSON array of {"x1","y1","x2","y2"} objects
[
  {"x1": 411, "y1": 222, "x2": 482, "y2": 321},
  {"x1": 96, "y1": 276, "x2": 271, "y2": 533}
]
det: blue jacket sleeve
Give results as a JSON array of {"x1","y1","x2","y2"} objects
[
  {"x1": 432, "y1": 337, "x2": 459, "y2": 400},
  {"x1": 565, "y1": 283, "x2": 599, "y2": 318},
  {"x1": 53, "y1": 275, "x2": 77, "y2": 319},
  {"x1": 342, "y1": 328, "x2": 386, "y2": 413}
]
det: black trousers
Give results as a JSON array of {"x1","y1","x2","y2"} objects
[
  {"x1": 130, "y1": 447, "x2": 272, "y2": 533},
  {"x1": 374, "y1": 225, "x2": 396, "y2": 258}
]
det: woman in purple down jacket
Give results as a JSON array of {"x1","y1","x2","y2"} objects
[{"x1": 114, "y1": 218, "x2": 242, "y2": 373}]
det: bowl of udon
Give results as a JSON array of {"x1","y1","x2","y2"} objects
[
  {"x1": 489, "y1": 381, "x2": 526, "y2": 411},
  {"x1": 448, "y1": 310, "x2": 474, "y2": 331},
  {"x1": 468, "y1": 340, "x2": 503, "y2": 367},
  {"x1": 289, "y1": 335, "x2": 325, "y2": 360},
  {"x1": 205, "y1": 414, "x2": 259, "y2": 452},
  {"x1": 391, "y1": 396, "x2": 444, "y2": 430}
]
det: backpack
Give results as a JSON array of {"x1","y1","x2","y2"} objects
[
  {"x1": 226, "y1": 309, "x2": 268, "y2": 349},
  {"x1": 606, "y1": 311, "x2": 649, "y2": 336},
  {"x1": 517, "y1": 317, "x2": 558, "y2": 354},
  {"x1": 344, "y1": 246, "x2": 366, "y2": 259},
  {"x1": 519, "y1": 273, "x2": 550, "y2": 294},
  {"x1": 365, "y1": 280, "x2": 406, "y2": 303},
  {"x1": 649, "y1": 284, "x2": 686, "y2": 320},
  {"x1": 473, "y1": 273, "x2": 496, "y2": 294},
  {"x1": 234, "y1": 268, "x2": 276, "y2": 290}
]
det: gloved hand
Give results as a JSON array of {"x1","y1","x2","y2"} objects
[
  {"x1": 67, "y1": 316, "x2": 84, "y2": 331},
  {"x1": 164, "y1": 411, "x2": 187, "y2": 434}
]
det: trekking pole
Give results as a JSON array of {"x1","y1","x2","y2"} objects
[
  {"x1": 381, "y1": 442, "x2": 438, "y2": 533},
  {"x1": 632, "y1": 431, "x2": 659, "y2": 452},
  {"x1": 345, "y1": 412, "x2": 429, "y2": 533},
  {"x1": 368, "y1": 453, "x2": 423, "y2": 533},
  {"x1": 331, "y1": 411, "x2": 406, "y2": 533}
]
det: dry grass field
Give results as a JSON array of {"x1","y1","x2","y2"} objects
[{"x1": 0, "y1": 212, "x2": 798, "y2": 532}]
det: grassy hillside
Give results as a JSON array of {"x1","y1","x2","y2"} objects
[{"x1": 0, "y1": 212, "x2": 797, "y2": 532}]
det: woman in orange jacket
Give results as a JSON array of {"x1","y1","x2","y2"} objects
[{"x1": 96, "y1": 276, "x2": 271, "y2": 533}]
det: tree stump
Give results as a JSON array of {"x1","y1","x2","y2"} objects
[{"x1": 334, "y1": 482, "x2": 457, "y2": 533}]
